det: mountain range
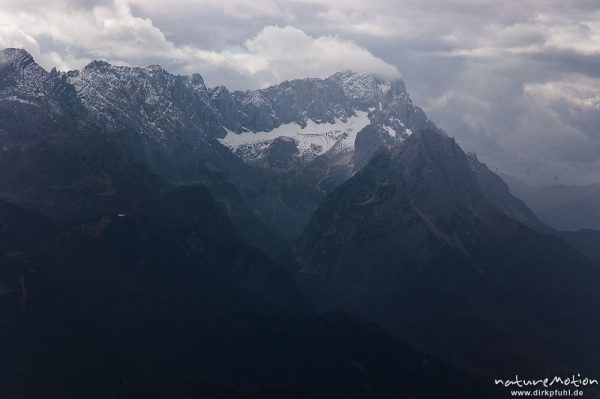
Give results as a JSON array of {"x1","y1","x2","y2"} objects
[
  {"x1": 519, "y1": 183, "x2": 600, "y2": 231},
  {"x1": 1, "y1": 47, "x2": 599, "y2": 398}
]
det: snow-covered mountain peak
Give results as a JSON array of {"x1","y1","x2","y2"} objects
[
  {"x1": 82, "y1": 59, "x2": 112, "y2": 72},
  {"x1": 67, "y1": 58, "x2": 218, "y2": 141},
  {"x1": 186, "y1": 73, "x2": 207, "y2": 92},
  {"x1": 0, "y1": 49, "x2": 87, "y2": 144},
  {"x1": 326, "y1": 70, "x2": 402, "y2": 105},
  {"x1": 0, "y1": 48, "x2": 35, "y2": 68},
  {"x1": 0, "y1": 48, "x2": 47, "y2": 86},
  {"x1": 210, "y1": 85, "x2": 229, "y2": 100}
]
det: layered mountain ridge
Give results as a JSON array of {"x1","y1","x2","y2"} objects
[
  {"x1": 1, "y1": 192, "x2": 493, "y2": 399},
  {"x1": 1, "y1": 47, "x2": 599, "y2": 396},
  {"x1": 0, "y1": 48, "x2": 433, "y2": 241},
  {"x1": 63, "y1": 57, "x2": 431, "y2": 182}
]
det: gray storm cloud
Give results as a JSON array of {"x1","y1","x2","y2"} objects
[{"x1": 1, "y1": 0, "x2": 598, "y2": 185}]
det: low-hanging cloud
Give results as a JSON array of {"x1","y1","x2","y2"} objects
[{"x1": 0, "y1": 1, "x2": 399, "y2": 88}]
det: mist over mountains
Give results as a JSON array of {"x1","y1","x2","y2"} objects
[{"x1": 0, "y1": 48, "x2": 599, "y2": 398}]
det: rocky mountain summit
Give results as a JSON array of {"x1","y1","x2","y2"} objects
[
  {"x1": 0, "y1": 48, "x2": 86, "y2": 145},
  {"x1": 0, "y1": 48, "x2": 436, "y2": 240},
  {"x1": 63, "y1": 56, "x2": 431, "y2": 180},
  {"x1": 219, "y1": 71, "x2": 430, "y2": 166}
]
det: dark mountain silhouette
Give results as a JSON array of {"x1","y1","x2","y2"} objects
[
  {"x1": 0, "y1": 194, "x2": 492, "y2": 399},
  {"x1": 296, "y1": 129, "x2": 600, "y2": 377}
]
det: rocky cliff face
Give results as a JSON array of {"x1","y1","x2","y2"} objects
[
  {"x1": 220, "y1": 71, "x2": 431, "y2": 172},
  {"x1": 68, "y1": 62, "x2": 220, "y2": 140},
  {"x1": 0, "y1": 48, "x2": 86, "y2": 145}
]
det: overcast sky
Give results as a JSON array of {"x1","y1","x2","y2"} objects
[{"x1": 1, "y1": 0, "x2": 599, "y2": 185}]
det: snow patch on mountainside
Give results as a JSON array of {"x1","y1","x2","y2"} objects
[
  {"x1": 383, "y1": 125, "x2": 397, "y2": 138},
  {"x1": 0, "y1": 96, "x2": 39, "y2": 106},
  {"x1": 219, "y1": 111, "x2": 371, "y2": 162},
  {"x1": 378, "y1": 82, "x2": 391, "y2": 94}
]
